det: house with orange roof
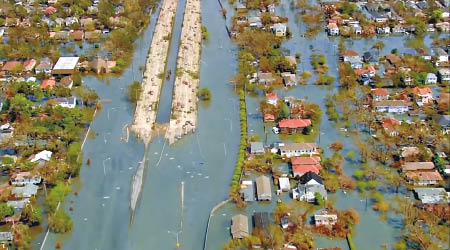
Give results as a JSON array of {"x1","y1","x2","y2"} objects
[
  {"x1": 2, "y1": 61, "x2": 22, "y2": 72},
  {"x1": 23, "y1": 59, "x2": 36, "y2": 72},
  {"x1": 412, "y1": 86, "x2": 433, "y2": 105},
  {"x1": 70, "y1": 30, "x2": 84, "y2": 41},
  {"x1": 291, "y1": 156, "x2": 322, "y2": 177},
  {"x1": 341, "y1": 50, "x2": 359, "y2": 62},
  {"x1": 266, "y1": 93, "x2": 278, "y2": 105},
  {"x1": 371, "y1": 88, "x2": 389, "y2": 101},
  {"x1": 327, "y1": 23, "x2": 339, "y2": 36},
  {"x1": 40, "y1": 79, "x2": 56, "y2": 89},
  {"x1": 278, "y1": 119, "x2": 311, "y2": 134},
  {"x1": 382, "y1": 117, "x2": 400, "y2": 136}
]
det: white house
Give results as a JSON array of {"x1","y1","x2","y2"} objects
[
  {"x1": 438, "y1": 68, "x2": 450, "y2": 82},
  {"x1": 426, "y1": 73, "x2": 437, "y2": 84},
  {"x1": 373, "y1": 100, "x2": 410, "y2": 113},
  {"x1": 55, "y1": 96, "x2": 76, "y2": 109},
  {"x1": 271, "y1": 23, "x2": 287, "y2": 37},
  {"x1": 280, "y1": 143, "x2": 319, "y2": 157},
  {"x1": 12, "y1": 183, "x2": 38, "y2": 198},
  {"x1": 433, "y1": 47, "x2": 448, "y2": 63},
  {"x1": 327, "y1": 23, "x2": 339, "y2": 36},
  {"x1": 10, "y1": 172, "x2": 42, "y2": 186},
  {"x1": 256, "y1": 175, "x2": 272, "y2": 201},
  {"x1": 278, "y1": 177, "x2": 290, "y2": 192},
  {"x1": 30, "y1": 150, "x2": 52, "y2": 163},
  {"x1": 314, "y1": 210, "x2": 338, "y2": 226}
]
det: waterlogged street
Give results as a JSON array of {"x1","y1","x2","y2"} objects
[{"x1": 32, "y1": 0, "x2": 449, "y2": 249}]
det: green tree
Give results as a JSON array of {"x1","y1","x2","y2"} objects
[
  {"x1": 198, "y1": 87, "x2": 211, "y2": 101},
  {"x1": 127, "y1": 81, "x2": 142, "y2": 104},
  {"x1": 22, "y1": 204, "x2": 43, "y2": 226},
  {"x1": 0, "y1": 203, "x2": 14, "y2": 219},
  {"x1": 48, "y1": 210, "x2": 73, "y2": 233},
  {"x1": 278, "y1": 102, "x2": 289, "y2": 120},
  {"x1": 314, "y1": 192, "x2": 324, "y2": 206}
]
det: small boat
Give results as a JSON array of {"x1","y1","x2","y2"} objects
[{"x1": 166, "y1": 70, "x2": 171, "y2": 80}]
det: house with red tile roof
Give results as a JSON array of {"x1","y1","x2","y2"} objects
[
  {"x1": 40, "y1": 79, "x2": 56, "y2": 89},
  {"x1": 70, "y1": 30, "x2": 84, "y2": 41},
  {"x1": 44, "y1": 6, "x2": 57, "y2": 15},
  {"x1": 371, "y1": 88, "x2": 389, "y2": 101},
  {"x1": 2, "y1": 61, "x2": 22, "y2": 72},
  {"x1": 412, "y1": 86, "x2": 433, "y2": 105},
  {"x1": 291, "y1": 156, "x2": 322, "y2": 177},
  {"x1": 23, "y1": 59, "x2": 36, "y2": 71},
  {"x1": 278, "y1": 119, "x2": 311, "y2": 134},
  {"x1": 382, "y1": 117, "x2": 400, "y2": 136},
  {"x1": 266, "y1": 93, "x2": 278, "y2": 105}
]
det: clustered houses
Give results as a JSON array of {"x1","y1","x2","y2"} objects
[{"x1": 323, "y1": 0, "x2": 450, "y2": 38}]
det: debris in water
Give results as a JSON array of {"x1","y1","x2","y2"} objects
[
  {"x1": 197, "y1": 173, "x2": 202, "y2": 176},
  {"x1": 165, "y1": 153, "x2": 168, "y2": 156},
  {"x1": 154, "y1": 152, "x2": 158, "y2": 155},
  {"x1": 128, "y1": 167, "x2": 133, "y2": 170},
  {"x1": 190, "y1": 175, "x2": 194, "y2": 178},
  {"x1": 204, "y1": 176, "x2": 209, "y2": 179},
  {"x1": 169, "y1": 157, "x2": 174, "y2": 160},
  {"x1": 199, "y1": 162, "x2": 204, "y2": 166},
  {"x1": 222, "y1": 214, "x2": 226, "y2": 216},
  {"x1": 177, "y1": 165, "x2": 181, "y2": 168},
  {"x1": 186, "y1": 171, "x2": 191, "y2": 174},
  {"x1": 84, "y1": 218, "x2": 88, "y2": 221},
  {"x1": 116, "y1": 187, "x2": 120, "y2": 190},
  {"x1": 103, "y1": 196, "x2": 110, "y2": 199}
]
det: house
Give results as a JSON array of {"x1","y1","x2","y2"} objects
[
  {"x1": 347, "y1": 57, "x2": 363, "y2": 69},
  {"x1": 278, "y1": 119, "x2": 311, "y2": 134},
  {"x1": 382, "y1": 117, "x2": 400, "y2": 136},
  {"x1": 373, "y1": 100, "x2": 410, "y2": 113},
  {"x1": 405, "y1": 171, "x2": 443, "y2": 185},
  {"x1": 314, "y1": 209, "x2": 337, "y2": 226},
  {"x1": 231, "y1": 214, "x2": 249, "y2": 239},
  {"x1": 52, "y1": 57, "x2": 79, "y2": 75},
  {"x1": 271, "y1": 23, "x2": 287, "y2": 37},
  {"x1": 371, "y1": 88, "x2": 389, "y2": 101},
  {"x1": 253, "y1": 212, "x2": 270, "y2": 230},
  {"x1": 278, "y1": 177, "x2": 291, "y2": 192},
  {"x1": 369, "y1": 11, "x2": 388, "y2": 23},
  {"x1": 0, "y1": 232, "x2": 13, "y2": 244},
  {"x1": 40, "y1": 79, "x2": 56, "y2": 89},
  {"x1": 436, "y1": 115, "x2": 450, "y2": 134},
  {"x1": 7, "y1": 198, "x2": 29, "y2": 213},
  {"x1": 341, "y1": 50, "x2": 359, "y2": 62},
  {"x1": 432, "y1": 47, "x2": 448, "y2": 63},
  {"x1": 385, "y1": 54, "x2": 402, "y2": 68},
  {"x1": 363, "y1": 50, "x2": 379, "y2": 65},
  {"x1": 414, "y1": 188, "x2": 449, "y2": 204},
  {"x1": 425, "y1": 73, "x2": 437, "y2": 84},
  {"x1": 392, "y1": 25, "x2": 405, "y2": 34},
  {"x1": 2, "y1": 61, "x2": 22, "y2": 72},
  {"x1": 256, "y1": 175, "x2": 272, "y2": 201},
  {"x1": 401, "y1": 147, "x2": 420, "y2": 159},
  {"x1": 240, "y1": 180, "x2": 255, "y2": 202},
  {"x1": 281, "y1": 72, "x2": 297, "y2": 86},
  {"x1": 30, "y1": 150, "x2": 52, "y2": 163},
  {"x1": 295, "y1": 172, "x2": 327, "y2": 202},
  {"x1": 35, "y1": 58, "x2": 53, "y2": 75},
  {"x1": 291, "y1": 156, "x2": 321, "y2": 177},
  {"x1": 280, "y1": 143, "x2": 319, "y2": 157},
  {"x1": 327, "y1": 23, "x2": 339, "y2": 36},
  {"x1": 250, "y1": 142, "x2": 265, "y2": 155},
  {"x1": 438, "y1": 68, "x2": 450, "y2": 82},
  {"x1": 435, "y1": 22, "x2": 450, "y2": 32},
  {"x1": 437, "y1": 93, "x2": 450, "y2": 111},
  {"x1": 89, "y1": 58, "x2": 109, "y2": 74},
  {"x1": 10, "y1": 172, "x2": 42, "y2": 186},
  {"x1": 412, "y1": 87, "x2": 433, "y2": 105},
  {"x1": 266, "y1": 92, "x2": 278, "y2": 105},
  {"x1": 376, "y1": 26, "x2": 390, "y2": 34},
  {"x1": 23, "y1": 59, "x2": 36, "y2": 71},
  {"x1": 54, "y1": 31, "x2": 70, "y2": 40},
  {"x1": 402, "y1": 162, "x2": 435, "y2": 172},
  {"x1": 59, "y1": 76, "x2": 73, "y2": 88},
  {"x1": 257, "y1": 72, "x2": 275, "y2": 84},
  {"x1": 281, "y1": 215, "x2": 292, "y2": 229},
  {"x1": 84, "y1": 30, "x2": 102, "y2": 41},
  {"x1": 12, "y1": 183, "x2": 38, "y2": 198},
  {"x1": 55, "y1": 96, "x2": 77, "y2": 108},
  {"x1": 264, "y1": 113, "x2": 275, "y2": 122},
  {"x1": 65, "y1": 17, "x2": 78, "y2": 27},
  {"x1": 70, "y1": 30, "x2": 84, "y2": 41}
]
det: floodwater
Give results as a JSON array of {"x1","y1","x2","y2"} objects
[{"x1": 33, "y1": 0, "x2": 448, "y2": 249}]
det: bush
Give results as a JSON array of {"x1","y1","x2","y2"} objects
[
  {"x1": 198, "y1": 87, "x2": 211, "y2": 101},
  {"x1": 48, "y1": 210, "x2": 73, "y2": 233},
  {"x1": 128, "y1": 81, "x2": 142, "y2": 104}
]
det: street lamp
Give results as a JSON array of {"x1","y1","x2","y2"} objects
[
  {"x1": 167, "y1": 230, "x2": 181, "y2": 248},
  {"x1": 103, "y1": 157, "x2": 111, "y2": 175}
]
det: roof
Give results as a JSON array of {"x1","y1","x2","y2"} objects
[
  {"x1": 281, "y1": 143, "x2": 318, "y2": 151},
  {"x1": 405, "y1": 171, "x2": 443, "y2": 182},
  {"x1": 23, "y1": 59, "x2": 36, "y2": 70},
  {"x1": 403, "y1": 162, "x2": 435, "y2": 171},
  {"x1": 250, "y1": 142, "x2": 264, "y2": 153},
  {"x1": 53, "y1": 57, "x2": 79, "y2": 71},
  {"x1": 291, "y1": 156, "x2": 321, "y2": 165},
  {"x1": 327, "y1": 23, "x2": 338, "y2": 29},
  {"x1": 35, "y1": 58, "x2": 53, "y2": 70},
  {"x1": 373, "y1": 100, "x2": 410, "y2": 107},
  {"x1": 342, "y1": 50, "x2": 358, "y2": 57},
  {"x1": 279, "y1": 119, "x2": 311, "y2": 129},
  {"x1": 299, "y1": 171, "x2": 323, "y2": 185},
  {"x1": 70, "y1": 30, "x2": 84, "y2": 40},
  {"x1": 436, "y1": 115, "x2": 450, "y2": 127},
  {"x1": 60, "y1": 76, "x2": 73, "y2": 87},
  {"x1": 41, "y1": 79, "x2": 56, "y2": 89},
  {"x1": 414, "y1": 188, "x2": 448, "y2": 204},
  {"x1": 279, "y1": 177, "x2": 290, "y2": 190},
  {"x1": 0, "y1": 232, "x2": 13, "y2": 242},
  {"x1": 256, "y1": 175, "x2": 271, "y2": 199},
  {"x1": 438, "y1": 68, "x2": 450, "y2": 74},
  {"x1": 266, "y1": 92, "x2": 278, "y2": 100},
  {"x1": 401, "y1": 147, "x2": 420, "y2": 158},
  {"x1": 292, "y1": 164, "x2": 322, "y2": 174},
  {"x1": 385, "y1": 54, "x2": 402, "y2": 66},
  {"x1": 413, "y1": 87, "x2": 432, "y2": 96},
  {"x1": 2, "y1": 61, "x2": 21, "y2": 71},
  {"x1": 371, "y1": 88, "x2": 389, "y2": 96},
  {"x1": 433, "y1": 47, "x2": 448, "y2": 57},
  {"x1": 84, "y1": 30, "x2": 101, "y2": 40},
  {"x1": 258, "y1": 72, "x2": 275, "y2": 81},
  {"x1": 30, "y1": 150, "x2": 52, "y2": 162},
  {"x1": 231, "y1": 214, "x2": 249, "y2": 238},
  {"x1": 12, "y1": 183, "x2": 38, "y2": 197},
  {"x1": 382, "y1": 117, "x2": 400, "y2": 129}
]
